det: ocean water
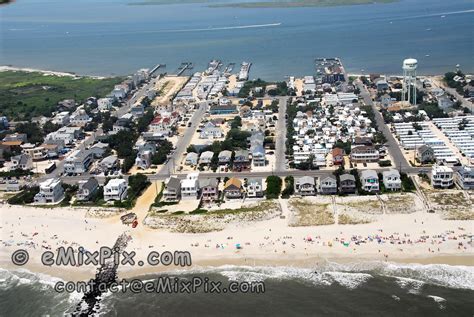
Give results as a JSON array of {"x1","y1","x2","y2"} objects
[
  {"x1": 0, "y1": 0, "x2": 473, "y2": 79},
  {"x1": 1, "y1": 262, "x2": 473, "y2": 316}
]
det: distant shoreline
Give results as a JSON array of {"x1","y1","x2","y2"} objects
[
  {"x1": 0, "y1": 65, "x2": 445, "y2": 82},
  {"x1": 130, "y1": 0, "x2": 399, "y2": 9},
  {"x1": 0, "y1": 65, "x2": 110, "y2": 80}
]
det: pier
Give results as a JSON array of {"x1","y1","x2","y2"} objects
[
  {"x1": 149, "y1": 63, "x2": 165, "y2": 77},
  {"x1": 175, "y1": 62, "x2": 194, "y2": 76}
]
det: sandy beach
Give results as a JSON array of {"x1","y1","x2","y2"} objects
[
  {"x1": 0, "y1": 197, "x2": 472, "y2": 282},
  {"x1": 0, "y1": 65, "x2": 108, "y2": 79}
]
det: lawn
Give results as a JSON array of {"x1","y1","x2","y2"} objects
[{"x1": 0, "y1": 71, "x2": 123, "y2": 120}]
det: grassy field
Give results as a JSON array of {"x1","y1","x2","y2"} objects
[
  {"x1": 131, "y1": 0, "x2": 398, "y2": 7},
  {"x1": 0, "y1": 71, "x2": 123, "y2": 120}
]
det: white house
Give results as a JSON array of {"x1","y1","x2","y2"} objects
[
  {"x1": 360, "y1": 170, "x2": 379, "y2": 192},
  {"x1": 64, "y1": 149, "x2": 93, "y2": 175},
  {"x1": 181, "y1": 173, "x2": 199, "y2": 199},
  {"x1": 34, "y1": 178, "x2": 64, "y2": 204},
  {"x1": 70, "y1": 108, "x2": 91, "y2": 127},
  {"x1": 98, "y1": 98, "x2": 113, "y2": 112},
  {"x1": 104, "y1": 179, "x2": 128, "y2": 201},
  {"x1": 247, "y1": 178, "x2": 263, "y2": 198},
  {"x1": 382, "y1": 169, "x2": 401, "y2": 191},
  {"x1": 431, "y1": 165, "x2": 454, "y2": 188}
]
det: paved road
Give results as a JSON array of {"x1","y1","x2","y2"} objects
[
  {"x1": 158, "y1": 101, "x2": 209, "y2": 176},
  {"x1": 38, "y1": 76, "x2": 162, "y2": 182},
  {"x1": 355, "y1": 80, "x2": 416, "y2": 173},
  {"x1": 275, "y1": 96, "x2": 289, "y2": 172}
]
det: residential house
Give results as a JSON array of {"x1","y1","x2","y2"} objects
[
  {"x1": 45, "y1": 127, "x2": 81, "y2": 145},
  {"x1": 70, "y1": 108, "x2": 91, "y2": 127},
  {"x1": 34, "y1": 178, "x2": 64, "y2": 204},
  {"x1": 163, "y1": 177, "x2": 181, "y2": 201},
  {"x1": 218, "y1": 150, "x2": 232, "y2": 165},
  {"x1": 339, "y1": 174, "x2": 356, "y2": 194},
  {"x1": 113, "y1": 114, "x2": 133, "y2": 133},
  {"x1": 99, "y1": 155, "x2": 119, "y2": 172},
  {"x1": 131, "y1": 104, "x2": 145, "y2": 118},
  {"x1": 149, "y1": 116, "x2": 173, "y2": 137},
  {"x1": 360, "y1": 170, "x2": 379, "y2": 192},
  {"x1": 104, "y1": 179, "x2": 128, "y2": 201},
  {"x1": 455, "y1": 166, "x2": 474, "y2": 190},
  {"x1": 10, "y1": 154, "x2": 33, "y2": 171},
  {"x1": 22, "y1": 145, "x2": 47, "y2": 161},
  {"x1": 199, "y1": 178, "x2": 219, "y2": 203},
  {"x1": 382, "y1": 169, "x2": 402, "y2": 191},
  {"x1": 76, "y1": 177, "x2": 99, "y2": 201},
  {"x1": 353, "y1": 137, "x2": 373, "y2": 147},
  {"x1": 90, "y1": 142, "x2": 109, "y2": 158},
  {"x1": 181, "y1": 173, "x2": 199, "y2": 199},
  {"x1": 431, "y1": 164, "x2": 454, "y2": 188},
  {"x1": 209, "y1": 104, "x2": 237, "y2": 115},
  {"x1": 416, "y1": 145, "x2": 434, "y2": 163},
  {"x1": 98, "y1": 98, "x2": 113, "y2": 112},
  {"x1": 135, "y1": 143, "x2": 156, "y2": 170},
  {"x1": 200, "y1": 122, "x2": 223, "y2": 139},
  {"x1": 350, "y1": 145, "x2": 379, "y2": 163},
  {"x1": 319, "y1": 175, "x2": 337, "y2": 194},
  {"x1": 185, "y1": 152, "x2": 199, "y2": 166},
  {"x1": 294, "y1": 176, "x2": 316, "y2": 196},
  {"x1": 250, "y1": 132, "x2": 266, "y2": 167},
  {"x1": 224, "y1": 178, "x2": 243, "y2": 199},
  {"x1": 57, "y1": 99, "x2": 75, "y2": 112},
  {"x1": 199, "y1": 151, "x2": 214, "y2": 166},
  {"x1": 52, "y1": 111, "x2": 70, "y2": 126},
  {"x1": 233, "y1": 150, "x2": 250, "y2": 171},
  {"x1": 247, "y1": 178, "x2": 263, "y2": 198},
  {"x1": 64, "y1": 149, "x2": 93, "y2": 175},
  {"x1": 331, "y1": 148, "x2": 345, "y2": 165}
]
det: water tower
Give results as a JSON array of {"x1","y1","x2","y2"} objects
[{"x1": 402, "y1": 58, "x2": 418, "y2": 105}]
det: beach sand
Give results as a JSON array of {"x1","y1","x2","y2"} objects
[{"x1": 0, "y1": 200, "x2": 472, "y2": 282}]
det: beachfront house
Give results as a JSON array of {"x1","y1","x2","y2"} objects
[
  {"x1": 246, "y1": 178, "x2": 264, "y2": 198},
  {"x1": 104, "y1": 179, "x2": 128, "y2": 202},
  {"x1": 339, "y1": 174, "x2": 356, "y2": 194},
  {"x1": 199, "y1": 178, "x2": 219, "y2": 203},
  {"x1": 294, "y1": 176, "x2": 316, "y2": 196},
  {"x1": 455, "y1": 165, "x2": 474, "y2": 190},
  {"x1": 181, "y1": 173, "x2": 199, "y2": 199},
  {"x1": 431, "y1": 164, "x2": 454, "y2": 189},
  {"x1": 163, "y1": 177, "x2": 181, "y2": 201},
  {"x1": 318, "y1": 175, "x2": 337, "y2": 194},
  {"x1": 360, "y1": 170, "x2": 379, "y2": 192},
  {"x1": 34, "y1": 178, "x2": 64, "y2": 204},
  {"x1": 224, "y1": 178, "x2": 243, "y2": 199},
  {"x1": 382, "y1": 169, "x2": 402, "y2": 191},
  {"x1": 76, "y1": 177, "x2": 99, "y2": 202}
]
